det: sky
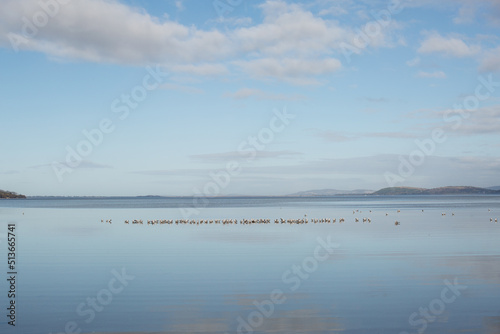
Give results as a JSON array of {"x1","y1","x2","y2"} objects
[{"x1": 1, "y1": 0, "x2": 500, "y2": 196}]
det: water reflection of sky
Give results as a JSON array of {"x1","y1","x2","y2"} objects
[{"x1": 0, "y1": 196, "x2": 499, "y2": 333}]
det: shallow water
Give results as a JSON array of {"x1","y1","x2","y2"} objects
[{"x1": 0, "y1": 195, "x2": 499, "y2": 333}]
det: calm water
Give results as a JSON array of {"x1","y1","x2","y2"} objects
[{"x1": 0, "y1": 195, "x2": 499, "y2": 334}]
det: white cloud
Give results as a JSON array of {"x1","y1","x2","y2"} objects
[
  {"x1": 479, "y1": 46, "x2": 500, "y2": 72},
  {"x1": 438, "y1": 105, "x2": 500, "y2": 135},
  {"x1": 405, "y1": 0, "x2": 500, "y2": 26},
  {"x1": 175, "y1": 0, "x2": 184, "y2": 11},
  {"x1": 1, "y1": 0, "x2": 230, "y2": 64},
  {"x1": 0, "y1": 0, "x2": 408, "y2": 84},
  {"x1": 418, "y1": 32, "x2": 480, "y2": 57},
  {"x1": 416, "y1": 70, "x2": 447, "y2": 79},
  {"x1": 453, "y1": 5, "x2": 476, "y2": 24},
  {"x1": 406, "y1": 57, "x2": 421, "y2": 67},
  {"x1": 233, "y1": 1, "x2": 352, "y2": 57},
  {"x1": 169, "y1": 63, "x2": 229, "y2": 76},
  {"x1": 229, "y1": 88, "x2": 265, "y2": 99}
]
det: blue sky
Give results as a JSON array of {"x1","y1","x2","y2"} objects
[{"x1": 1, "y1": 0, "x2": 500, "y2": 196}]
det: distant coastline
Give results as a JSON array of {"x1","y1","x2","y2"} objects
[
  {"x1": 370, "y1": 186, "x2": 500, "y2": 196},
  {"x1": 4, "y1": 185, "x2": 500, "y2": 199},
  {"x1": 288, "y1": 186, "x2": 500, "y2": 197},
  {"x1": 0, "y1": 190, "x2": 26, "y2": 199}
]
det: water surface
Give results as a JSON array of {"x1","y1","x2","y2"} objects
[{"x1": 0, "y1": 196, "x2": 499, "y2": 333}]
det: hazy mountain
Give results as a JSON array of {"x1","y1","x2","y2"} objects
[{"x1": 487, "y1": 186, "x2": 500, "y2": 191}]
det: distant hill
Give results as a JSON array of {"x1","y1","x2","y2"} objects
[
  {"x1": 372, "y1": 186, "x2": 500, "y2": 196},
  {"x1": 288, "y1": 189, "x2": 374, "y2": 196},
  {"x1": 0, "y1": 190, "x2": 26, "y2": 199},
  {"x1": 371, "y1": 187, "x2": 426, "y2": 195},
  {"x1": 286, "y1": 186, "x2": 500, "y2": 197}
]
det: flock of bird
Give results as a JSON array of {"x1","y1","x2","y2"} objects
[
  {"x1": 99, "y1": 209, "x2": 498, "y2": 226},
  {"x1": 108, "y1": 218, "x2": 343, "y2": 225}
]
